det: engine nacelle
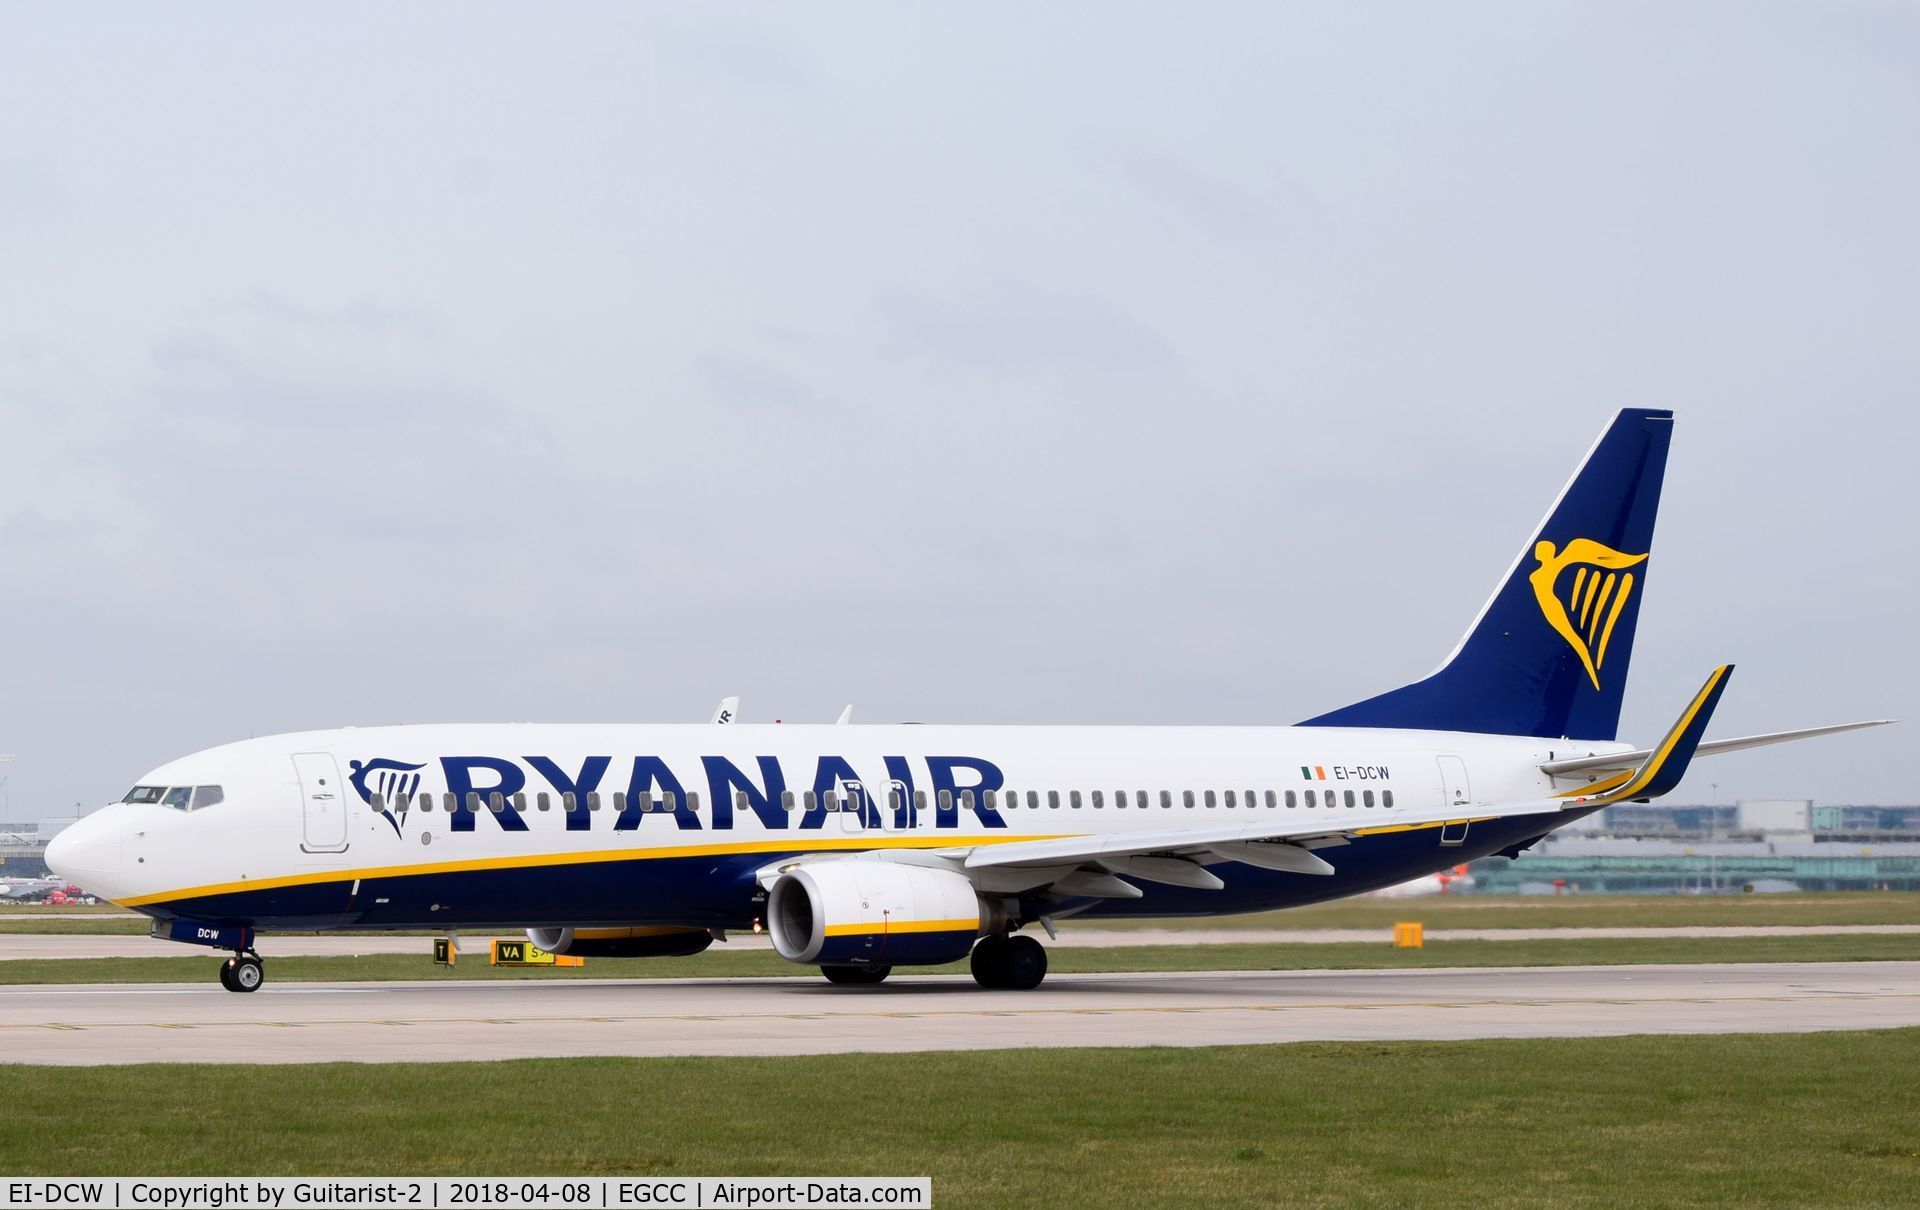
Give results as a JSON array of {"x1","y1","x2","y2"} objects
[
  {"x1": 525, "y1": 926, "x2": 714, "y2": 958},
  {"x1": 767, "y1": 859, "x2": 987, "y2": 968}
]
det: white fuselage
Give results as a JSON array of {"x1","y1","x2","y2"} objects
[{"x1": 51, "y1": 722, "x2": 1626, "y2": 931}]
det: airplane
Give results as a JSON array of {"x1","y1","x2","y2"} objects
[{"x1": 46, "y1": 409, "x2": 1892, "y2": 993}]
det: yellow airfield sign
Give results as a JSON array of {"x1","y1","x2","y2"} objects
[
  {"x1": 490, "y1": 938, "x2": 584, "y2": 967},
  {"x1": 433, "y1": 937, "x2": 456, "y2": 965}
]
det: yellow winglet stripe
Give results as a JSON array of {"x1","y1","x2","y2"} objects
[{"x1": 1613, "y1": 664, "x2": 1728, "y2": 800}]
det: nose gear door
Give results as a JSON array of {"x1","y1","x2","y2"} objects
[{"x1": 294, "y1": 752, "x2": 349, "y2": 853}]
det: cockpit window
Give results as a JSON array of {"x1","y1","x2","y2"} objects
[
  {"x1": 161, "y1": 787, "x2": 192, "y2": 810},
  {"x1": 124, "y1": 786, "x2": 167, "y2": 803},
  {"x1": 192, "y1": 785, "x2": 224, "y2": 810}
]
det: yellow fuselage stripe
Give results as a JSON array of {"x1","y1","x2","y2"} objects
[{"x1": 117, "y1": 833, "x2": 1068, "y2": 909}]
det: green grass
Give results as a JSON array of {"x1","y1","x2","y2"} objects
[
  {"x1": 2, "y1": 932, "x2": 1913, "y2": 984},
  {"x1": 1, "y1": 1032, "x2": 1917, "y2": 1207}
]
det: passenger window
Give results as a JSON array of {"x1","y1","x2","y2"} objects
[
  {"x1": 1286, "y1": 790, "x2": 1297, "y2": 808},
  {"x1": 939, "y1": 789, "x2": 954, "y2": 812},
  {"x1": 823, "y1": 790, "x2": 840, "y2": 811},
  {"x1": 1305, "y1": 790, "x2": 1316, "y2": 808},
  {"x1": 781, "y1": 790, "x2": 796, "y2": 811},
  {"x1": 1363, "y1": 790, "x2": 1375, "y2": 808},
  {"x1": 465, "y1": 791, "x2": 482, "y2": 813},
  {"x1": 983, "y1": 790, "x2": 997, "y2": 809},
  {"x1": 915, "y1": 790, "x2": 928, "y2": 811},
  {"x1": 192, "y1": 785, "x2": 224, "y2": 810},
  {"x1": 562, "y1": 791, "x2": 578, "y2": 813},
  {"x1": 162, "y1": 787, "x2": 192, "y2": 810},
  {"x1": 1383, "y1": 790, "x2": 1395, "y2": 807},
  {"x1": 1070, "y1": 790, "x2": 1082, "y2": 809},
  {"x1": 1158, "y1": 790, "x2": 1171, "y2": 808},
  {"x1": 536, "y1": 792, "x2": 551, "y2": 812},
  {"x1": 1265, "y1": 790, "x2": 1277, "y2": 809},
  {"x1": 1026, "y1": 791, "x2": 1039, "y2": 809},
  {"x1": 662, "y1": 791, "x2": 678, "y2": 812},
  {"x1": 960, "y1": 789, "x2": 975, "y2": 811},
  {"x1": 1344, "y1": 790, "x2": 1356, "y2": 808},
  {"x1": 512, "y1": 792, "x2": 526, "y2": 812},
  {"x1": 587, "y1": 791, "x2": 602, "y2": 812},
  {"x1": 686, "y1": 792, "x2": 701, "y2": 813},
  {"x1": 1204, "y1": 790, "x2": 1217, "y2": 808},
  {"x1": 1047, "y1": 790, "x2": 1060, "y2": 809},
  {"x1": 1223, "y1": 790, "x2": 1235, "y2": 808},
  {"x1": 1136, "y1": 791, "x2": 1147, "y2": 809},
  {"x1": 489, "y1": 792, "x2": 505, "y2": 814}
]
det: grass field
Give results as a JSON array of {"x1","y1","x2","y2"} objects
[
  {"x1": 2, "y1": 892, "x2": 1916, "y2": 934},
  {"x1": 1, "y1": 932, "x2": 1913, "y2": 984},
  {"x1": 1, "y1": 1031, "x2": 1916, "y2": 1207}
]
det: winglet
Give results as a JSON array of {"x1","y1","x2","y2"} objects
[{"x1": 1571, "y1": 665, "x2": 1732, "y2": 804}]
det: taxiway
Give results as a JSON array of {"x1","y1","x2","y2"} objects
[{"x1": 2, "y1": 961, "x2": 1915, "y2": 1065}]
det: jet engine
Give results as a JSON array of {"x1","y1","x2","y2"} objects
[
  {"x1": 766, "y1": 859, "x2": 992, "y2": 968},
  {"x1": 524, "y1": 926, "x2": 714, "y2": 958}
]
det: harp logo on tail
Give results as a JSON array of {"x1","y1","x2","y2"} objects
[{"x1": 1528, "y1": 538, "x2": 1649, "y2": 690}]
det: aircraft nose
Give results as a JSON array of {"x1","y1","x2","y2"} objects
[{"x1": 44, "y1": 811, "x2": 123, "y2": 900}]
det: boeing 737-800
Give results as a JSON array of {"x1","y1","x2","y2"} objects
[{"x1": 47, "y1": 409, "x2": 1889, "y2": 992}]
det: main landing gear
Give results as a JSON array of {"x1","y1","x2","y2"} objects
[
  {"x1": 970, "y1": 934, "x2": 1047, "y2": 990},
  {"x1": 219, "y1": 951, "x2": 265, "y2": 993}
]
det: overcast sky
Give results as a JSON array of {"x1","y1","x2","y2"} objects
[{"x1": 2, "y1": 3, "x2": 1914, "y2": 816}]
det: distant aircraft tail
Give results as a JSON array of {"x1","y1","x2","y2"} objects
[{"x1": 1301, "y1": 408, "x2": 1673, "y2": 740}]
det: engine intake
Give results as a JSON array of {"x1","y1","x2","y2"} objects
[
  {"x1": 767, "y1": 859, "x2": 988, "y2": 968},
  {"x1": 525, "y1": 926, "x2": 714, "y2": 958}
]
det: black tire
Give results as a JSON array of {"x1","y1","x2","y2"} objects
[
  {"x1": 218, "y1": 960, "x2": 238, "y2": 992},
  {"x1": 230, "y1": 955, "x2": 264, "y2": 993},
  {"x1": 970, "y1": 935, "x2": 1011, "y2": 989},
  {"x1": 1001, "y1": 935, "x2": 1047, "y2": 990},
  {"x1": 821, "y1": 964, "x2": 891, "y2": 986}
]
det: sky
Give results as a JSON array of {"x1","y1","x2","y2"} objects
[{"x1": 1, "y1": 2, "x2": 1915, "y2": 816}]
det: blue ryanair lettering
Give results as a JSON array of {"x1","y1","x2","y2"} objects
[
  {"x1": 526, "y1": 755, "x2": 611, "y2": 832},
  {"x1": 926, "y1": 756, "x2": 1008, "y2": 828},
  {"x1": 702, "y1": 755, "x2": 787, "y2": 830},
  {"x1": 441, "y1": 756, "x2": 530, "y2": 832},
  {"x1": 620, "y1": 756, "x2": 697, "y2": 830},
  {"x1": 360, "y1": 754, "x2": 1009, "y2": 833}
]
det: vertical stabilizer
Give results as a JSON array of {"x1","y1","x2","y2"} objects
[{"x1": 1301, "y1": 408, "x2": 1673, "y2": 740}]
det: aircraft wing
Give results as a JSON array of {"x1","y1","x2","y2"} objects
[{"x1": 956, "y1": 665, "x2": 1735, "y2": 891}]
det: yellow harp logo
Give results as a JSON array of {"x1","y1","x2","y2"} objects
[{"x1": 1528, "y1": 538, "x2": 1649, "y2": 690}]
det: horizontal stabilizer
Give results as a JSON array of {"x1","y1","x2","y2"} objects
[{"x1": 1542, "y1": 718, "x2": 1895, "y2": 777}]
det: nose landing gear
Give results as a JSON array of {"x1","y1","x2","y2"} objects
[{"x1": 219, "y1": 951, "x2": 264, "y2": 993}]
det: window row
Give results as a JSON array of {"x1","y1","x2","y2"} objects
[{"x1": 367, "y1": 786, "x2": 1394, "y2": 814}]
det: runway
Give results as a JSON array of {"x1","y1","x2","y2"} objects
[
  {"x1": 1, "y1": 961, "x2": 1914, "y2": 1065},
  {"x1": 5, "y1": 924, "x2": 1915, "y2": 959}
]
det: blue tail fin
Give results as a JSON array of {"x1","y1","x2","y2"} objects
[{"x1": 1301, "y1": 408, "x2": 1674, "y2": 740}]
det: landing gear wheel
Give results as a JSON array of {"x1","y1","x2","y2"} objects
[
  {"x1": 972, "y1": 934, "x2": 1046, "y2": 989},
  {"x1": 821, "y1": 964, "x2": 891, "y2": 986},
  {"x1": 225, "y1": 954, "x2": 264, "y2": 993},
  {"x1": 970, "y1": 935, "x2": 1012, "y2": 988},
  {"x1": 1000, "y1": 935, "x2": 1047, "y2": 990}
]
